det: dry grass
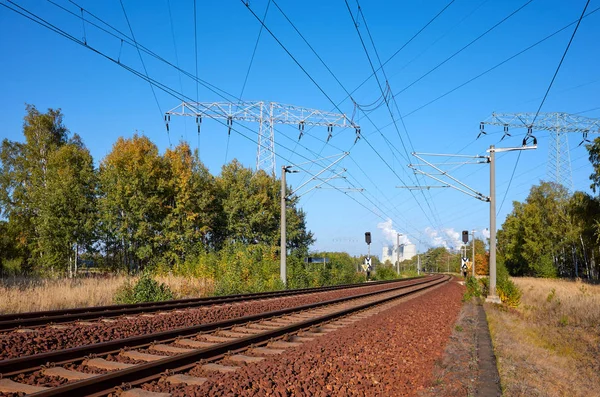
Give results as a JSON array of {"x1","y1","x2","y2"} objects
[
  {"x1": 487, "y1": 277, "x2": 600, "y2": 397},
  {"x1": 0, "y1": 274, "x2": 215, "y2": 315},
  {"x1": 515, "y1": 277, "x2": 600, "y2": 327},
  {"x1": 156, "y1": 274, "x2": 215, "y2": 298}
]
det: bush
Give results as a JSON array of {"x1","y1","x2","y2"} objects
[
  {"x1": 463, "y1": 275, "x2": 482, "y2": 301},
  {"x1": 497, "y1": 261, "x2": 521, "y2": 308},
  {"x1": 497, "y1": 277, "x2": 521, "y2": 308},
  {"x1": 372, "y1": 265, "x2": 397, "y2": 281},
  {"x1": 213, "y1": 242, "x2": 282, "y2": 296},
  {"x1": 114, "y1": 272, "x2": 175, "y2": 304}
]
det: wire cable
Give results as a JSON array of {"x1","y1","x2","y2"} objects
[
  {"x1": 166, "y1": 0, "x2": 186, "y2": 141},
  {"x1": 497, "y1": 0, "x2": 590, "y2": 214},
  {"x1": 394, "y1": 0, "x2": 535, "y2": 97},
  {"x1": 118, "y1": 0, "x2": 168, "y2": 144},
  {"x1": 193, "y1": 0, "x2": 200, "y2": 152},
  {"x1": 353, "y1": 0, "x2": 444, "y2": 229}
]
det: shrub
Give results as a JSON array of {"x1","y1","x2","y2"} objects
[
  {"x1": 463, "y1": 275, "x2": 482, "y2": 301},
  {"x1": 371, "y1": 265, "x2": 397, "y2": 281},
  {"x1": 497, "y1": 261, "x2": 522, "y2": 308},
  {"x1": 114, "y1": 272, "x2": 174, "y2": 304}
]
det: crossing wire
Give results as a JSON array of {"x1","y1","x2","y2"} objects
[
  {"x1": 118, "y1": 0, "x2": 170, "y2": 144},
  {"x1": 497, "y1": 0, "x2": 591, "y2": 215},
  {"x1": 253, "y1": 1, "x2": 438, "y2": 229},
  {"x1": 350, "y1": 0, "x2": 444, "y2": 230},
  {"x1": 3, "y1": 0, "x2": 415, "y2": 233}
]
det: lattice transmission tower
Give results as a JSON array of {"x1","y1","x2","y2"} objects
[
  {"x1": 165, "y1": 101, "x2": 360, "y2": 174},
  {"x1": 480, "y1": 112, "x2": 600, "y2": 191}
]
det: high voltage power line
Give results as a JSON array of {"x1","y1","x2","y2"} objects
[
  {"x1": 244, "y1": 0, "x2": 442, "y2": 231},
  {"x1": 2, "y1": 0, "x2": 431, "y2": 243},
  {"x1": 495, "y1": 0, "x2": 591, "y2": 214},
  {"x1": 7, "y1": 1, "x2": 591, "y2": 249}
]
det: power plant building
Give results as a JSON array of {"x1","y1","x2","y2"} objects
[{"x1": 381, "y1": 244, "x2": 416, "y2": 264}]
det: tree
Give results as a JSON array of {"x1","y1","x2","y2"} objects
[
  {"x1": 0, "y1": 105, "x2": 70, "y2": 272},
  {"x1": 567, "y1": 191, "x2": 600, "y2": 279},
  {"x1": 498, "y1": 182, "x2": 578, "y2": 278},
  {"x1": 98, "y1": 134, "x2": 168, "y2": 271},
  {"x1": 586, "y1": 136, "x2": 600, "y2": 194},
  {"x1": 161, "y1": 142, "x2": 222, "y2": 267},
  {"x1": 37, "y1": 139, "x2": 97, "y2": 274}
]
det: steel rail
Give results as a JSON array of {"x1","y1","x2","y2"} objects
[
  {"x1": 0, "y1": 276, "x2": 442, "y2": 376},
  {"x1": 29, "y1": 275, "x2": 449, "y2": 397},
  {"x1": 0, "y1": 277, "x2": 418, "y2": 331}
]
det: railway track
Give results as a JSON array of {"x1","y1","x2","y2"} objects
[
  {"x1": 0, "y1": 278, "x2": 412, "y2": 332},
  {"x1": 0, "y1": 275, "x2": 448, "y2": 397}
]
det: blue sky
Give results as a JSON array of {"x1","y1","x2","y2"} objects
[{"x1": 1, "y1": 0, "x2": 599, "y2": 257}]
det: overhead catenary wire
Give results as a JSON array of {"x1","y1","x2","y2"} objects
[
  {"x1": 350, "y1": 0, "x2": 444, "y2": 230},
  {"x1": 193, "y1": 0, "x2": 200, "y2": 152},
  {"x1": 118, "y1": 0, "x2": 169, "y2": 145},
  {"x1": 241, "y1": 1, "x2": 419, "y2": 214},
  {"x1": 393, "y1": 0, "x2": 535, "y2": 98},
  {"x1": 497, "y1": 0, "x2": 591, "y2": 214},
  {"x1": 2, "y1": 1, "x2": 422, "y2": 239},
  {"x1": 228, "y1": 0, "x2": 272, "y2": 164},
  {"x1": 256, "y1": 1, "x2": 440, "y2": 231},
  {"x1": 166, "y1": 0, "x2": 186, "y2": 142},
  {"x1": 261, "y1": 0, "x2": 465, "y2": 245},
  {"x1": 60, "y1": 0, "x2": 237, "y2": 102}
]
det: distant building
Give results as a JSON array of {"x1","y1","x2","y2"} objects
[{"x1": 382, "y1": 244, "x2": 416, "y2": 264}]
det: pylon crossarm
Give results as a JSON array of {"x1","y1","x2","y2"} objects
[
  {"x1": 166, "y1": 101, "x2": 358, "y2": 128},
  {"x1": 271, "y1": 103, "x2": 356, "y2": 127},
  {"x1": 483, "y1": 112, "x2": 600, "y2": 133}
]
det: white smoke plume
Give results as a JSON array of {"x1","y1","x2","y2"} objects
[
  {"x1": 377, "y1": 219, "x2": 411, "y2": 245},
  {"x1": 425, "y1": 227, "x2": 463, "y2": 250}
]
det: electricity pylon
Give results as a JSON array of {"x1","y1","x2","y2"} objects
[
  {"x1": 480, "y1": 112, "x2": 600, "y2": 191},
  {"x1": 165, "y1": 101, "x2": 360, "y2": 174}
]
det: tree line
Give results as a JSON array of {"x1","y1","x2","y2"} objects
[
  {"x1": 497, "y1": 140, "x2": 600, "y2": 280},
  {"x1": 0, "y1": 105, "x2": 314, "y2": 277}
]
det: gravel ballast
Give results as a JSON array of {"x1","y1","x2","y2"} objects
[
  {"x1": 138, "y1": 279, "x2": 465, "y2": 396},
  {"x1": 0, "y1": 282, "x2": 418, "y2": 360}
]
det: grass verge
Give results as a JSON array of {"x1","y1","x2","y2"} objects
[
  {"x1": 486, "y1": 277, "x2": 600, "y2": 396},
  {"x1": 0, "y1": 274, "x2": 214, "y2": 314}
]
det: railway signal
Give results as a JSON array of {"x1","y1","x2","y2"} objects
[{"x1": 462, "y1": 230, "x2": 469, "y2": 244}]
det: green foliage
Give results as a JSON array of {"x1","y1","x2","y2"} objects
[
  {"x1": 496, "y1": 261, "x2": 522, "y2": 308},
  {"x1": 547, "y1": 288, "x2": 556, "y2": 303},
  {"x1": 497, "y1": 278, "x2": 522, "y2": 308},
  {"x1": 113, "y1": 272, "x2": 174, "y2": 304},
  {"x1": 587, "y1": 136, "x2": 600, "y2": 194},
  {"x1": 372, "y1": 265, "x2": 397, "y2": 280},
  {"x1": 497, "y1": 181, "x2": 600, "y2": 280},
  {"x1": 98, "y1": 134, "x2": 168, "y2": 272},
  {"x1": 211, "y1": 242, "x2": 283, "y2": 295},
  {"x1": 463, "y1": 275, "x2": 482, "y2": 301},
  {"x1": 0, "y1": 105, "x2": 95, "y2": 275},
  {"x1": 559, "y1": 315, "x2": 569, "y2": 327}
]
